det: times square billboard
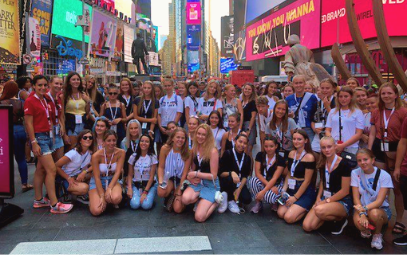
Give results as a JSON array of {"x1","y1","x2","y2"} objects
[
  {"x1": 221, "y1": 16, "x2": 234, "y2": 58},
  {"x1": 186, "y1": 0, "x2": 201, "y2": 25},
  {"x1": 245, "y1": 0, "x2": 321, "y2": 61}
]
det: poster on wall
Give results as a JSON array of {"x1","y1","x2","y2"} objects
[
  {"x1": 28, "y1": 17, "x2": 42, "y2": 58},
  {"x1": 0, "y1": 106, "x2": 13, "y2": 198},
  {"x1": 221, "y1": 16, "x2": 234, "y2": 58},
  {"x1": 31, "y1": 0, "x2": 53, "y2": 47},
  {"x1": 90, "y1": 9, "x2": 117, "y2": 58},
  {"x1": 186, "y1": 1, "x2": 201, "y2": 25},
  {"x1": 100, "y1": 0, "x2": 115, "y2": 14},
  {"x1": 114, "y1": 22, "x2": 124, "y2": 61},
  {"x1": 321, "y1": 0, "x2": 407, "y2": 48},
  {"x1": 0, "y1": 0, "x2": 20, "y2": 65},
  {"x1": 245, "y1": 0, "x2": 320, "y2": 61},
  {"x1": 123, "y1": 24, "x2": 135, "y2": 63}
]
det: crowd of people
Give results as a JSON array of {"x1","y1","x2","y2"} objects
[{"x1": 3, "y1": 72, "x2": 407, "y2": 250}]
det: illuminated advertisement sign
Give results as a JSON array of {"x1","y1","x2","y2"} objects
[
  {"x1": 31, "y1": 0, "x2": 53, "y2": 47},
  {"x1": 90, "y1": 10, "x2": 117, "y2": 58},
  {"x1": 0, "y1": 106, "x2": 13, "y2": 198},
  {"x1": 245, "y1": 0, "x2": 285, "y2": 24},
  {"x1": 220, "y1": 58, "x2": 239, "y2": 74},
  {"x1": 186, "y1": 1, "x2": 201, "y2": 25},
  {"x1": 187, "y1": 25, "x2": 201, "y2": 51},
  {"x1": 123, "y1": 24, "x2": 134, "y2": 63},
  {"x1": 51, "y1": 0, "x2": 92, "y2": 43},
  {"x1": 221, "y1": 16, "x2": 234, "y2": 58},
  {"x1": 321, "y1": 0, "x2": 407, "y2": 48},
  {"x1": 100, "y1": 0, "x2": 115, "y2": 14},
  {"x1": 245, "y1": 0, "x2": 320, "y2": 61},
  {"x1": 188, "y1": 50, "x2": 200, "y2": 72}
]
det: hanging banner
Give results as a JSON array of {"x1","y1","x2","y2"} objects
[
  {"x1": 28, "y1": 17, "x2": 42, "y2": 58},
  {"x1": 31, "y1": 0, "x2": 53, "y2": 47},
  {"x1": 0, "y1": 0, "x2": 20, "y2": 65},
  {"x1": 113, "y1": 22, "x2": 124, "y2": 61},
  {"x1": 245, "y1": 0, "x2": 320, "y2": 61},
  {"x1": 123, "y1": 24, "x2": 134, "y2": 63},
  {"x1": 90, "y1": 9, "x2": 117, "y2": 58}
]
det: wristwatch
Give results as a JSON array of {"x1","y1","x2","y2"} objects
[{"x1": 148, "y1": 130, "x2": 155, "y2": 135}]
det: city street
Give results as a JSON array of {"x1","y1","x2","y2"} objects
[{"x1": 2, "y1": 152, "x2": 407, "y2": 254}]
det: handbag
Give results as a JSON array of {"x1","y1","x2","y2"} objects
[{"x1": 338, "y1": 109, "x2": 358, "y2": 169}]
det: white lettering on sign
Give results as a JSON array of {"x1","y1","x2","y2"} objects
[
  {"x1": 66, "y1": 11, "x2": 77, "y2": 25},
  {"x1": 382, "y1": 0, "x2": 405, "y2": 4},
  {"x1": 321, "y1": 8, "x2": 346, "y2": 23}
]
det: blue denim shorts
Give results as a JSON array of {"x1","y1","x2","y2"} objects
[
  {"x1": 68, "y1": 123, "x2": 85, "y2": 136},
  {"x1": 381, "y1": 206, "x2": 392, "y2": 220},
  {"x1": 189, "y1": 178, "x2": 220, "y2": 203},
  {"x1": 35, "y1": 132, "x2": 55, "y2": 155},
  {"x1": 322, "y1": 195, "x2": 353, "y2": 216},
  {"x1": 89, "y1": 176, "x2": 113, "y2": 191},
  {"x1": 54, "y1": 135, "x2": 64, "y2": 150},
  {"x1": 287, "y1": 180, "x2": 317, "y2": 211}
]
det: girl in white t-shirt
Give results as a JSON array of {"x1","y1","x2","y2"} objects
[
  {"x1": 184, "y1": 81, "x2": 200, "y2": 122},
  {"x1": 325, "y1": 87, "x2": 364, "y2": 155},
  {"x1": 127, "y1": 135, "x2": 158, "y2": 210},
  {"x1": 56, "y1": 130, "x2": 93, "y2": 202},
  {"x1": 351, "y1": 149, "x2": 394, "y2": 250},
  {"x1": 197, "y1": 80, "x2": 223, "y2": 121},
  {"x1": 207, "y1": 111, "x2": 226, "y2": 151}
]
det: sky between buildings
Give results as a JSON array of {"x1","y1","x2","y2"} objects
[{"x1": 152, "y1": 0, "x2": 230, "y2": 50}]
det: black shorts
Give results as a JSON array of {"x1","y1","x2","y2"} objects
[
  {"x1": 372, "y1": 138, "x2": 398, "y2": 162},
  {"x1": 400, "y1": 175, "x2": 407, "y2": 210}
]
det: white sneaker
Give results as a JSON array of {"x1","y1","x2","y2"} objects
[
  {"x1": 228, "y1": 200, "x2": 240, "y2": 214},
  {"x1": 217, "y1": 192, "x2": 228, "y2": 213},
  {"x1": 371, "y1": 234, "x2": 383, "y2": 250}
]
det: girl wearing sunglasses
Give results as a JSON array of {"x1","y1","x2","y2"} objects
[
  {"x1": 56, "y1": 130, "x2": 94, "y2": 204},
  {"x1": 100, "y1": 85, "x2": 127, "y2": 146}
]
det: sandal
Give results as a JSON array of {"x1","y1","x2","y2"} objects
[
  {"x1": 22, "y1": 184, "x2": 33, "y2": 193},
  {"x1": 393, "y1": 222, "x2": 406, "y2": 234}
]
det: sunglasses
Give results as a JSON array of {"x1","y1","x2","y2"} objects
[
  {"x1": 109, "y1": 92, "x2": 118, "y2": 96},
  {"x1": 82, "y1": 136, "x2": 94, "y2": 140}
]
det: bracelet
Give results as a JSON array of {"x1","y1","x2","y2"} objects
[
  {"x1": 363, "y1": 205, "x2": 368, "y2": 211},
  {"x1": 293, "y1": 195, "x2": 298, "y2": 200},
  {"x1": 143, "y1": 190, "x2": 148, "y2": 194},
  {"x1": 148, "y1": 130, "x2": 155, "y2": 135},
  {"x1": 31, "y1": 139, "x2": 38, "y2": 144},
  {"x1": 359, "y1": 211, "x2": 368, "y2": 217}
]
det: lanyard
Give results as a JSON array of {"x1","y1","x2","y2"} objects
[
  {"x1": 290, "y1": 150, "x2": 306, "y2": 177},
  {"x1": 232, "y1": 148, "x2": 245, "y2": 175},
  {"x1": 275, "y1": 124, "x2": 283, "y2": 140},
  {"x1": 230, "y1": 129, "x2": 240, "y2": 148},
  {"x1": 188, "y1": 135, "x2": 193, "y2": 149},
  {"x1": 143, "y1": 99, "x2": 152, "y2": 116},
  {"x1": 34, "y1": 94, "x2": 51, "y2": 127},
  {"x1": 123, "y1": 95, "x2": 131, "y2": 107},
  {"x1": 264, "y1": 154, "x2": 276, "y2": 177},
  {"x1": 131, "y1": 140, "x2": 137, "y2": 153},
  {"x1": 320, "y1": 95, "x2": 333, "y2": 114},
  {"x1": 108, "y1": 102, "x2": 118, "y2": 120},
  {"x1": 325, "y1": 154, "x2": 338, "y2": 190},
  {"x1": 191, "y1": 96, "x2": 198, "y2": 112},
  {"x1": 79, "y1": 151, "x2": 90, "y2": 171},
  {"x1": 383, "y1": 108, "x2": 395, "y2": 138},
  {"x1": 104, "y1": 148, "x2": 115, "y2": 172},
  {"x1": 197, "y1": 152, "x2": 203, "y2": 169},
  {"x1": 47, "y1": 92, "x2": 58, "y2": 118},
  {"x1": 213, "y1": 128, "x2": 220, "y2": 140}
]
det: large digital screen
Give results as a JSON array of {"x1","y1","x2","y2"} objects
[
  {"x1": 245, "y1": 0, "x2": 285, "y2": 24},
  {"x1": 245, "y1": 0, "x2": 320, "y2": 61},
  {"x1": 186, "y1": 2, "x2": 201, "y2": 25},
  {"x1": 321, "y1": 0, "x2": 407, "y2": 48},
  {"x1": 220, "y1": 58, "x2": 239, "y2": 74},
  {"x1": 221, "y1": 16, "x2": 234, "y2": 58},
  {"x1": 90, "y1": 10, "x2": 117, "y2": 58},
  {"x1": 31, "y1": 0, "x2": 53, "y2": 47},
  {"x1": 51, "y1": 0, "x2": 92, "y2": 42},
  {"x1": 188, "y1": 50, "x2": 200, "y2": 72},
  {"x1": 187, "y1": 25, "x2": 201, "y2": 51}
]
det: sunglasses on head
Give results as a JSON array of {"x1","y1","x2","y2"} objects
[
  {"x1": 82, "y1": 135, "x2": 93, "y2": 140},
  {"x1": 109, "y1": 92, "x2": 118, "y2": 96}
]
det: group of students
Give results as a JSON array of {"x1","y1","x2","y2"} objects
[{"x1": 3, "y1": 72, "x2": 407, "y2": 251}]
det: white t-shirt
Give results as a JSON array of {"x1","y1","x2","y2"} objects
[
  {"x1": 259, "y1": 109, "x2": 273, "y2": 133},
  {"x1": 266, "y1": 95, "x2": 276, "y2": 110},
  {"x1": 62, "y1": 149, "x2": 91, "y2": 177},
  {"x1": 158, "y1": 94, "x2": 184, "y2": 127},
  {"x1": 211, "y1": 127, "x2": 226, "y2": 150},
  {"x1": 351, "y1": 167, "x2": 393, "y2": 208},
  {"x1": 128, "y1": 154, "x2": 158, "y2": 182},
  {"x1": 197, "y1": 97, "x2": 223, "y2": 116},
  {"x1": 325, "y1": 108, "x2": 364, "y2": 148},
  {"x1": 185, "y1": 96, "x2": 199, "y2": 116}
]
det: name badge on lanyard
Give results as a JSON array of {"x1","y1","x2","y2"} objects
[
  {"x1": 35, "y1": 94, "x2": 53, "y2": 137},
  {"x1": 232, "y1": 148, "x2": 245, "y2": 186},
  {"x1": 325, "y1": 154, "x2": 338, "y2": 191},
  {"x1": 381, "y1": 108, "x2": 394, "y2": 152}
]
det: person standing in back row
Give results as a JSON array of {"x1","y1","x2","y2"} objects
[{"x1": 286, "y1": 75, "x2": 318, "y2": 142}]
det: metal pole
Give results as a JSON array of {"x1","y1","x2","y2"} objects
[{"x1": 81, "y1": 0, "x2": 86, "y2": 76}]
